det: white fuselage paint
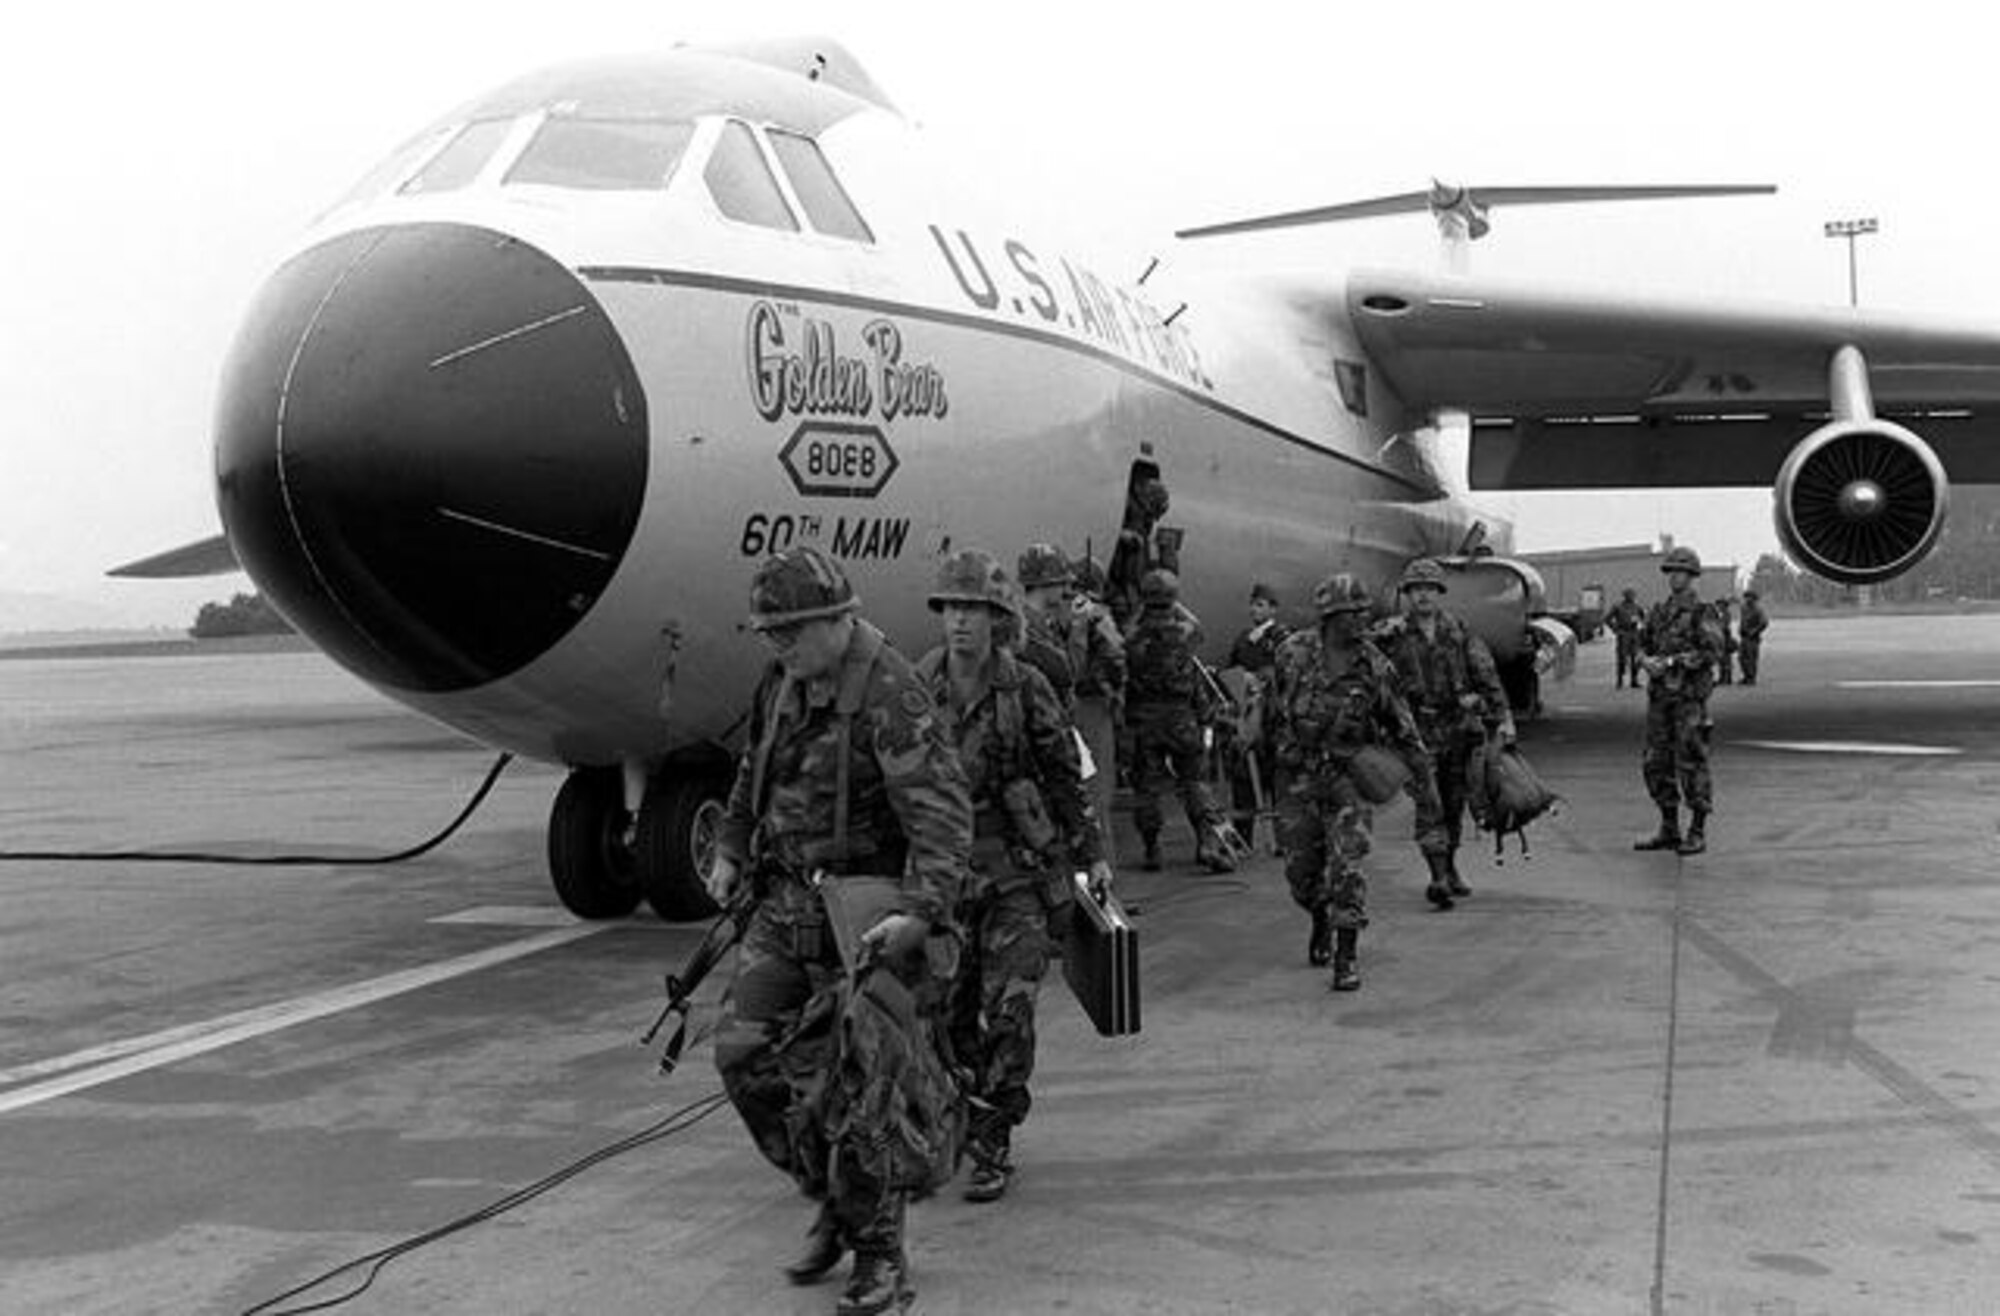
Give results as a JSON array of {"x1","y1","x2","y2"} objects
[{"x1": 264, "y1": 65, "x2": 1510, "y2": 767}]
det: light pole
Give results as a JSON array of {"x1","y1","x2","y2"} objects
[{"x1": 1823, "y1": 217, "x2": 1878, "y2": 306}]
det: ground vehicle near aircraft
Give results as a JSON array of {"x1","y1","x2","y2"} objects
[{"x1": 118, "y1": 38, "x2": 2000, "y2": 921}]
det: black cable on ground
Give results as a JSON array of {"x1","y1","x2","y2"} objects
[
  {"x1": 240, "y1": 1088, "x2": 733, "y2": 1315},
  {"x1": 0, "y1": 753, "x2": 512, "y2": 866}
]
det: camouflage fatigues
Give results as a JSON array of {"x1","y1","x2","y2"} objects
[
  {"x1": 1606, "y1": 597, "x2": 1645, "y2": 688},
  {"x1": 1638, "y1": 592, "x2": 1723, "y2": 814},
  {"x1": 1221, "y1": 619, "x2": 1289, "y2": 837},
  {"x1": 1016, "y1": 611, "x2": 1076, "y2": 709},
  {"x1": 1124, "y1": 603, "x2": 1224, "y2": 851},
  {"x1": 1370, "y1": 610, "x2": 1512, "y2": 854},
  {"x1": 1712, "y1": 600, "x2": 1738, "y2": 684},
  {"x1": 1738, "y1": 597, "x2": 1768, "y2": 683},
  {"x1": 918, "y1": 647, "x2": 1099, "y2": 1151},
  {"x1": 1046, "y1": 597, "x2": 1126, "y2": 862},
  {"x1": 1266, "y1": 630, "x2": 1430, "y2": 928},
  {"x1": 712, "y1": 620, "x2": 971, "y2": 1243}
]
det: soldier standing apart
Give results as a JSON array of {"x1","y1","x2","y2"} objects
[
  {"x1": 1019, "y1": 546, "x2": 1127, "y2": 864},
  {"x1": 919, "y1": 549, "x2": 1113, "y2": 1204},
  {"x1": 1125, "y1": 568, "x2": 1237, "y2": 874},
  {"x1": 1738, "y1": 589, "x2": 1769, "y2": 685},
  {"x1": 1713, "y1": 596, "x2": 1738, "y2": 685},
  {"x1": 1221, "y1": 583, "x2": 1290, "y2": 844},
  {"x1": 1266, "y1": 573, "x2": 1434, "y2": 990},
  {"x1": 1634, "y1": 545, "x2": 1724, "y2": 857},
  {"x1": 1607, "y1": 586, "x2": 1645, "y2": 690},
  {"x1": 1371, "y1": 558, "x2": 1515, "y2": 908},
  {"x1": 706, "y1": 546, "x2": 972, "y2": 1316}
]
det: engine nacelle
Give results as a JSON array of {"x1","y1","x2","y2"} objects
[{"x1": 1773, "y1": 419, "x2": 1948, "y2": 586}]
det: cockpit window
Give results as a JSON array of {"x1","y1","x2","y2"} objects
[
  {"x1": 399, "y1": 119, "x2": 513, "y2": 195},
  {"x1": 766, "y1": 130, "x2": 874, "y2": 244},
  {"x1": 703, "y1": 120, "x2": 798, "y2": 232},
  {"x1": 504, "y1": 118, "x2": 695, "y2": 191}
]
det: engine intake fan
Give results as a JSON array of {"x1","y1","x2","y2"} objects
[{"x1": 1773, "y1": 418, "x2": 1947, "y2": 586}]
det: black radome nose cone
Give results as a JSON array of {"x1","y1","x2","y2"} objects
[{"x1": 215, "y1": 224, "x2": 647, "y2": 692}]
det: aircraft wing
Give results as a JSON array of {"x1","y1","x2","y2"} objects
[
  {"x1": 108, "y1": 533, "x2": 238, "y2": 578},
  {"x1": 1342, "y1": 267, "x2": 2000, "y2": 490}
]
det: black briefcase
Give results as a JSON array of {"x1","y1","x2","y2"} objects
[{"x1": 1062, "y1": 873, "x2": 1140, "y2": 1036}]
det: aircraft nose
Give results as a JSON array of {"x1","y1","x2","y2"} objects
[{"x1": 214, "y1": 223, "x2": 647, "y2": 693}]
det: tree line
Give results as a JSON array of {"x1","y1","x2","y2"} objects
[
  {"x1": 189, "y1": 592, "x2": 292, "y2": 638},
  {"x1": 1746, "y1": 485, "x2": 2000, "y2": 606}
]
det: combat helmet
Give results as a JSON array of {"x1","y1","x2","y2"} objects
[
  {"x1": 928, "y1": 547, "x2": 1020, "y2": 618},
  {"x1": 1312, "y1": 572, "x2": 1373, "y2": 617},
  {"x1": 747, "y1": 546, "x2": 859, "y2": 631},
  {"x1": 1139, "y1": 568, "x2": 1179, "y2": 608},
  {"x1": 1016, "y1": 543, "x2": 1073, "y2": 590},
  {"x1": 1397, "y1": 558, "x2": 1449, "y2": 593},
  {"x1": 1660, "y1": 545, "x2": 1704, "y2": 576}
]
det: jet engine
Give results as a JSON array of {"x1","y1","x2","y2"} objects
[{"x1": 1773, "y1": 349, "x2": 1951, "y2": 587}]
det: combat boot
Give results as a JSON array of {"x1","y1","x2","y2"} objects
[
  {"x1": 1423, "y1": 852, "x2": 1456, "y2": 910},
  {"x1": 1140, "y1": 833, "x2": 1162, "y2": 872},
  {"x1": 1306, "y1": 904, "x2": 1333, "y2": 967},
  {"x1": 1330, "y1": 927, "x2": 1360, "y2": 992},
  {"x1": 837, "y1": 1249, "x2": 910, "y2": 1316},
  {"x1": 1634, "y1": 807, "x2": 1681, "y2": 851},
  {"x1": 963, "y1": 1125, "x2": 1013, "y2": 1203},
  {"x1": 1444, "y1": 848, "x2": 1472, "y2": 899},
  {"x1": 838, "y1": 1196, "x2": 910, "y2": 1316},
  {"x1": 1678, "y1": 810, "x2": 1708, "y2": 856},
  {"x1": 782, "y1": 1202, "x2": 847, "y2": 1286}
]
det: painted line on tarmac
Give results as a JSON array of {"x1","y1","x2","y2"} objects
[
  {"x1": 1836, "y1": 679, "x2": 2000, "y2": 689},
  {"x1": 1736, "y1": 739, "x2": 1961, "y2": 756},
  {"x1": 0, "y1": 924, "x2": 605, "y2": 1115}
]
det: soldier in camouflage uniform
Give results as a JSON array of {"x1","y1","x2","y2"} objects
[
  {"x1": 1107, "y1": 476, "x2": 1177, "y2": 633},
  {"x1": 1019, "y1": 544, "x2": 1127, "y2": 863},
  {"x1": 1607, "y1": 586, "x2": 1645, "y2": 690},
  {"x1": 1266, "y1": 572, "x2": 1433, "y2": 990},
  {"x1": 1069, "y1": 556, "x2": 1128, "y2": 863},
  {"x1": 1371, "y1": 558, "x2": 1514, "y2": 908},
  {"x1": 706, "y1": 546, "x2": 972, "y2": 1316},
  {"x1": 1010, "y1": 543, "x2": 1078, "y2": 707},
  {"x1": 1219, "y1": 582, "x2": 1290, "y2": 846},
  {"x1": 1125, "y1": 568, "x2": 1236, "y2": 874},
  {"x1": 1738, "y1": 588, "x2": 1768, "y2": 685},
  {"x1": 1633, "y1": 545, "x2": 1724, "y2": 857},
  {"x1": 919, "y1": 548, "x2": 1112, "y2": 1204}
]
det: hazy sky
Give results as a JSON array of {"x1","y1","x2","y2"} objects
[{"x1": 4, "y1": 0, "x2": 1988, "y2": 625}]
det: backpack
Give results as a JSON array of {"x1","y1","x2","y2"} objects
[
  {"x1": 819, "y1": 961, "x2": 968, "y2": 1198},
  {"x1": 1466, "y1": 738, "x2": 1560, "y2": 862}
]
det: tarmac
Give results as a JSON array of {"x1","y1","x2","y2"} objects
[{"x1": 2, "y1": 612, "x2": 1998, "y2": 1315}]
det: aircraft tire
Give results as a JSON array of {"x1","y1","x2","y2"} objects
[
  {"x1": 547, "y1": 767, "x2": 644, "y2": 919},
  {"x1": 636, "y1": 775, "x2": 725, "y2": 923}
]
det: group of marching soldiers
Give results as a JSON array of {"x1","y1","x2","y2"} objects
[{"x1": 698, "y1": 487, "x2": 1558, "y2": 1311}]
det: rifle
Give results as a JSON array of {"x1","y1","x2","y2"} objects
[{"x1": 640, "y1": 890, "x2": 757, "y2": 1075}]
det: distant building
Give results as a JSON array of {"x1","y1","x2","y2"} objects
[{"x1": 1523, "y1": 536, "x2": 1740, "y2": 640}]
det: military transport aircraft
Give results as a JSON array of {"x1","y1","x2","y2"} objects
[{"x1": 114, "y1": 37, "x2": 2000, "y2": 924}]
